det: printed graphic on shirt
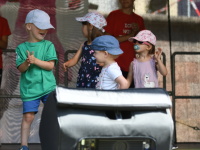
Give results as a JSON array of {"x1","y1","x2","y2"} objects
[
  {"x1": 123, "y1": 23, "x2": 139, "y2": 35},
  {"x1": 143, "y1": 73, "x2": 155, "y2": 88}
]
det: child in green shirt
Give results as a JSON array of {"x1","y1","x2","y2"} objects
[{"x1": 15, "y1": 9, "x2": 58, "y2": 150}]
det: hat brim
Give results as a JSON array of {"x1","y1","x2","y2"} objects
[
  {"x1": 128, "y1": 37, "x2": 138, "y2": 42},
  {"x1": 107, "y1": 48, "x2": 124, "y2": 55},
  {"x1": 34, "y1": 22, "x2": 55, "y2": 30},
  {"x1": 129, "y1": 37, "x2": 149, "y2": 43},
  {"x1": 75, "y1": 16, "x2": 106, "y2": 32},
  {"x1": 92, "y1": 45, "x2": 123, "y2": 55},
  {"x1": 75, "y1": 17, "x2": 87, "y2": 22},
  {"x1": 129, "y1": 37, "x2": 156, "y2": 45}
]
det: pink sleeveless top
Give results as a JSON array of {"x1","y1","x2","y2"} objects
[{"x1": 133, "y1": 58, "x2": 158, "y2": 88}]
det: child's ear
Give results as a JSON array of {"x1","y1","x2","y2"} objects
[
  {"x1": 26, "y1": 23, "x2": 32, "y2": 31},
  {"x1": 104, "y1": 51, "x2": 109, "y2": 56},
  {"x1": 147, "y1": 44, "x2": 152, "y2": 51}
]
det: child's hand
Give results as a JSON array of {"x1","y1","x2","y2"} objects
[
  {"x1": 63, "y1": 61, "x2": 70, "y2": 72},
  {"x1": 27, "y1": 51, "x2": 36, "y2": 64},
  {"x1": 155, "y1": 48, "x2": 168, "y2": 76},
  {"x1": 154, "y1": 48, "x2": 162, "y2": 61}
]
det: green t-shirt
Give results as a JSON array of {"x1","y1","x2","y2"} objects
[{"x1": 16, "y1": 40, "x2": 58, "y2": 101}]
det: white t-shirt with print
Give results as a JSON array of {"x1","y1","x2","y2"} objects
[{"x1": 96, "y1": 62, "x2": 122, "y2": 90}]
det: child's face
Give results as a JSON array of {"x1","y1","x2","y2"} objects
[
  {"x1": 133, "y1": 40, "x2": 152, "y2": 54},
  {"x1": 26, "y1": 24, "x2": 48, "y2": 42},
  {"x1": 93, "y1": 50, "x2": 106, "y2": 64},
  {"x1": 81, "y1": 22, "x2": 89, "y2": 38}
]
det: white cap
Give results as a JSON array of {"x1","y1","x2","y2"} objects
[{"x1": 25, "y1": 9, "x2": 54, "y2": 30}]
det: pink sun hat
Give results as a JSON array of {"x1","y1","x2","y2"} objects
[
  {"x1": 76, "y1": 12, "x2": 107, "y2": 32},
  {"x1": 129, "y1": 30, "x2": 156, "y2": 45}
]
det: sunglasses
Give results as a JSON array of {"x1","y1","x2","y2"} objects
[{"x1": 133, "y1": 39, "x2": 150, "y2": 45}]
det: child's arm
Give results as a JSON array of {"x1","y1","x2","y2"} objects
[
  {"x1": 115, "y1": 75, "x2": 129, "y2": 89},
  {"x1": 26, "y1": 51, "x2": 55, "y2": 70},
  {"x1": 17, "y1": 51, "x2": 55, "y2": 72},
  {"x1": 104, "y1": 23, "x2": 139, "y2": 43},
  {"x1": 63, "y1": 43, "x2": 84, "y2": 72},
  {"x1": 126, "y1": 62, "x2": 133, "y2": 88},
  {"x1": 17, "y1": 60, "x2": 31, "y2": 73},
  {"x1": 0, "y1": 35, "x2": 9, "y2": 49},
  {"x1": 155, "y1": 48, "x2": 168, "y2": 76}
]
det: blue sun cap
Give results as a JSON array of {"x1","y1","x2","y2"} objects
[{"x1": 92, "y1": 35, "x2": 123, "y2": 55}]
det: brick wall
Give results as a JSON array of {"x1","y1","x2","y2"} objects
[{"x1": 144, "y1": 15, "x2": 200, "y2": 142}]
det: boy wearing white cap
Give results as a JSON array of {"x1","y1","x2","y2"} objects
[
  {"x1": 16, "y1": 9, "x2": 57, "y2": 150},
  {"x1": 127, "y1": 30, "x2": 167, "y2": 88},
  {"x1": 92, "y1": 35, "x2": 128, "y2": 90}
]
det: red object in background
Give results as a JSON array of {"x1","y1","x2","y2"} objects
[
  {"x1": 7, "y1": 0, "x2": 19, "y2": 2},
  {"x1": 196, "y1": 2, "x2": 200, "y2": 10},
  {"x1": 190, "y1": 0, "x2": 200, "y2": 16},
  {"x1": 69, "y1": 0, "x2": 81, "y2": 10}
]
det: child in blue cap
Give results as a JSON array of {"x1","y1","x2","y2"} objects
[
  {"x1": 16, "y1": 9, "x2": 57, "y2": 150},
  {"x1": 92, "y1": 35, "x2": 128, "y2": 90}
]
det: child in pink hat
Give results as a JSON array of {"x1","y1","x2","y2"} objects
[{"x1": 127, "y1": 30, "x2": 167, "y2": 88}]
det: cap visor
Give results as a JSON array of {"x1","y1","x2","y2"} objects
[
  {"x1": 128, "y1": 37, "x2": 136, "y2": 42},
  {"x1": 107, "y1": 48, "x2": 124, "y2": 55},
  {"x1": 34, "y1": 22, "x2": 55, "y2": 30},
  {"x1": 129, "y1": 37, "x2": 147, "y2": 43},
  {"x1": 75, "y1": 17, "x2": 87, "y2": 22}
]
